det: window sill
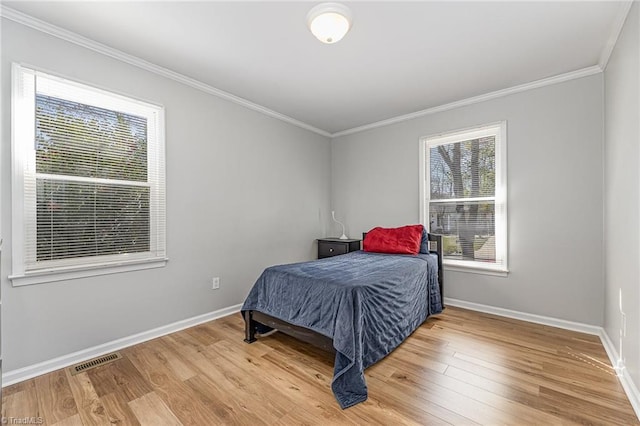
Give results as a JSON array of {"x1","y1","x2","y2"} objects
[
  {"x1": 9, "y1": 257, "x2": 168, "y2": 287},
  {"x1": 444, "y1": 262, "x2": 509, "y2": 277}
]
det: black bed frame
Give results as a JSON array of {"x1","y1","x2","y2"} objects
[{"x1": 244, "y1": 232, "x2": 444, "y2": 351}]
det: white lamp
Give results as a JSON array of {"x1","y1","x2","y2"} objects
[
  {"x1": 307, "y1": 3, "x2": 353, "y2": 44},
  {"x1": 331, "y1": 211, "x2": 348, "y2": 240}
]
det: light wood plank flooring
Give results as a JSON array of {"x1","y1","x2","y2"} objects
[{"x1": 2, "y1": 307, "x2": 637, "y2": 425}]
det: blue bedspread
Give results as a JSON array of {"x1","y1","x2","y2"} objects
[{"x1": 241, "y1": 250, "x2": 442, "y2": 408}]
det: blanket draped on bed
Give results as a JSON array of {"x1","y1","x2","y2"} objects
[{"x1": 241, "y1": 250, "x2": 442, "y2": 409}]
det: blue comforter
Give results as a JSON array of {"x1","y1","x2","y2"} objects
[{"x1": 241, "y1": 250, "x2": 442, "y2": 408}]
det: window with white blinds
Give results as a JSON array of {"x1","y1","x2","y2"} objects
[
  {"x1": 420, "y1": 123, "x2": 508, "y2": 274},
  {"x1": 11, "y1": 65, "x2": 166, "y2": 285}
]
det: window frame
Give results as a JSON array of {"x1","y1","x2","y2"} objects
[
  {"x1": 419, "y1": 121, "x2": 508, "y2": 276},
  {"x1": 10, "y1": 64, "x2": 167, "y2": 286}
]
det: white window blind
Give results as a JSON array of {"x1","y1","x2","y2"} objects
[
  {"x1": 11, "y1": 65, "x2": 166, "y2": 284},
  {"x1": 421, "y1": 123, "x2": 507, "y2": 274}
]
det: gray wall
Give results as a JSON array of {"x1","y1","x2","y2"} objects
[
  {"x1": 332, "y1": 74, "x2": 604, "y2": 325},
  {"x1": 1, "y1": 19, "x2": 331, "y2": 371},
  {"x1": 604, "y1": 3, "x2": 640, "y2": 386},
  {"x1": 0, "y1": 8, "x2": 624, "y2": 378}
]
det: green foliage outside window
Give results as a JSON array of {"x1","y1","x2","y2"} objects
[
  {"x1": 35, "y1": 95, "x2": 150, "y2": 261},
  {"x1": 430, "y1": 137, "x2": 496, "y2": 262}
]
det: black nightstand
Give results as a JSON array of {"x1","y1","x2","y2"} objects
[{"x1": 317, "y1": 238, "x2": 361, "y2": 259}]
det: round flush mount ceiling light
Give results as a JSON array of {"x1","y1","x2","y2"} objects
[{"x1": 307, "y1": 3, "x2": 352, "y2": 44}]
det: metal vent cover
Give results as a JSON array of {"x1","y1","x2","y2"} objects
[{"x1": 70, "y1": 352, "x2": 122, "y2": 375}]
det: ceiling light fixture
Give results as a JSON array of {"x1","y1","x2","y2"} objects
[{"x1": 307, "y1": 3, "x2": 352, "y2": 44}]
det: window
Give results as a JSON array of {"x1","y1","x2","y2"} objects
[
  {"x1": 11, "y1": 64, "x2": 166, "y2": 286},
  {"x1": 420, "y1": 122, "x2": 507, "y2": 275}
]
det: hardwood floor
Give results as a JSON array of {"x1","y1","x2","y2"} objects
[{"x1": 2, "y1": 307, "x2": 637, "y2": 425}]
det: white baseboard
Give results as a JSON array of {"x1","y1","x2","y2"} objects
[
  {"x1": 2, "y1": 304, "x2": 243, "y2": 387},
  {"x1": 444, "y1": 297, "x2": 640, "y2": 421},
  {"x1": 443, "y1": 297, "x2": 602, "y2": 335},
  {"x1": 5, "y1": 297, "x2": 640, "y2": 422},
  {"x1": 599, "y1": 327, "x2": 624, "y2": 374},
  {"x1": 599, "y1": 328, "x2": 640, "y2": 419}
]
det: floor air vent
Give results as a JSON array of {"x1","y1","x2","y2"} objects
[{"x1": 70, "y1": 352, "x2": 122, "y2": 375}]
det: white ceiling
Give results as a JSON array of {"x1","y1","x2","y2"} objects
[{"x1": 2, "y1": 1, "x2": 629, "y2": 135}]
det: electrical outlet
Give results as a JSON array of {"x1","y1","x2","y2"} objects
[{"x1": 211, "y1": 277, "x2": 220, "y2": 290}]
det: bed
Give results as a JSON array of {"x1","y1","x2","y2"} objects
[{"x1": 241, "y1": 230, "x2": 444, "y2": 409}]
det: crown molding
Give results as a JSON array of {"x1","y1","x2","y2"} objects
[
  {"x1": 599, "y1": 0, "x2": 634, "y2": 70},
  {"x1": 1, "y1": 4, "x2": 617, "y2": 141},
  {"x1": 331, "y1": 65, "x2": 603, "y2": 138},
  {"x1": 0, "y1": 5, "x2": 332, "y2": 138}
]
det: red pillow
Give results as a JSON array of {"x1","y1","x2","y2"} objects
[{"x1": 363, "y1": 225, "x2": 424, "y2": 255}]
